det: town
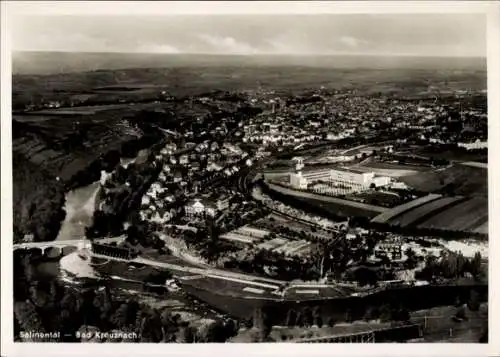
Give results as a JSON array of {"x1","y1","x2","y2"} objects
[{"x1": 8, "y1": 9, "x2": 490, "y2": 346}]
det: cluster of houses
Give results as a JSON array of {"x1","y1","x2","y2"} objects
[
  {"x1": 220, "y1": 225, "x2": 314, "y2": 258},
  {"x1": 138, "y1": 138, "x2": 249, "y2": 225}
]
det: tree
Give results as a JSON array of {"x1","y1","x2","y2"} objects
[
  {"x1": 301, "y1": 307, "x2": 314, "y2": 327},
  {"x1": 285, "y1": 309, "x2": 297, "y2": 327},
  {"x1": 160, "y1": 310, "x2": 179, "y2": 342},
  {"x1": 454, "y1": 306, "x2": 467, "y2": 321},
  {"x1": 353, "y1": 267, "x2": 378, "y2": 287},
  {"x1": 467, "y1": 290, "x2": 481, "y2": 311},
  {"x1": 469, "y1": 252, "x2": 482, "y2": 277},
  {"x1": 203, "y1": 320, "x2": 228, "y2": 342},
  {"x1": 179, "y1": 324, "x2": 197, "y2": 343},
  {"x1": 404, "y1": 248, "x2": 418, "y2": 269},
  {"x1": 379, "y1": 304, "x2": 393, "y2": 322}
]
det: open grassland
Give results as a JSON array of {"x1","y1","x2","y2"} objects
[
  {"x1": 399, "y1": 164, "x2": 487, "y2": 197},
  {"x1": 416, "y1": 197, "x2": 488, "y2": 232},
  {"x1": 389, "y1": 196, "x2": 467, "y2": 227}
]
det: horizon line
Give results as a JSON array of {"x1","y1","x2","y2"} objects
[{"x1": 12, "y1": 50, "x2": 486, "y2": 59}]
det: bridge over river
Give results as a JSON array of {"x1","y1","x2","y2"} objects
[{"x1": 13, "y1": 236, "x2": 126, "y2": 256}]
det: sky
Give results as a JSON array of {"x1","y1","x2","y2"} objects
[{"x1": 12, "y1": 14, "x2": 486, "y2": 57}]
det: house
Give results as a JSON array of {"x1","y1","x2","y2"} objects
[
  {"x1": 184, "y1": 198, "x2": 217, "y2": 218},
  {"x1": 210, "y1": 141, "x2": 220, "y2": 152},
  {"x1": 179, "y1": 155, "x2": 189, "y2": 165},
  {"x1": 216, "y1": 196, "x2": 231, "y2": 211},
  {"x1": 173, "y1": 171, "x2": 183, "y2": 183}
]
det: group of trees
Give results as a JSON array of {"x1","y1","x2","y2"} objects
[
  {"x1": 14, "y1": 250, "x2": 239, "y2": 343},
  {"x1": 367, "y1": 221, "x2": 487, "y2": 241},
  {"x1": 125, "y1": 222, "x2": 167, "y2": 253},
  {"x1": 415, "y1": 251, "x2": 483, "y2": 282},
  {"x1": 13, "y1": 153, "x2": 66, "y2": 243},
  {"x1": 88, "y1": 150, "x2": 164, "y2": 238},
  {"x1": 284, "y1": 307, "x2": 328, "y2": 328}
]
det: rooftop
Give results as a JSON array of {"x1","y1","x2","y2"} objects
[{"x1": 331, "y1": 166, "x2": 371, "y2": 175}]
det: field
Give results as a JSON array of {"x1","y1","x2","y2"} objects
[
  {"x1": 411, "y1": 304, "x2": 488, "y2": 343},
  {"x1": 13, "y1": 52, "x2": 486, "y2": 108},
  {"x1": 345, "y1": 191, "x2": 404, "y2": 208},
  {"x1": 416, "y1": 197, "x2": 488, "y2": 232},
  {"x1": 396, "y1": 145, "x2": 488, "y2": 164},
  {"x1": 388, "y1": 196, "x2": 466, "y2": 227},
  {"x1": 399, "y1": 164, "x2": 487, "y2": 197},
  {"x1": 12, "y1": 114, "x2": 143, "y2": 182},
  {"x1": 473, "y1": 222, "x2": 488, "y2": 235},
  {"x1": 349, "y1": 159, "x2": 431, "y2": 178},
  {"x1": 371, "y1": 194, "x2": 442, "y2": 223}
]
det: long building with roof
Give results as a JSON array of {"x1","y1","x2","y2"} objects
[{"x1": 289, "y1": 167, "x2": 390, "y2": 193}]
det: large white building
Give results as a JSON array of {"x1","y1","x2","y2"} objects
[
  {"x1": 290, "y1": 171, "x2": 308, "y2": 189},
  {"x1": 289, "y1": 167, "x2": 390, "y2": 194}
]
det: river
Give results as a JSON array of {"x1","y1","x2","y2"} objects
[
  {"x1": 55, "y1": 151, "x2": 145, "y2": 278},
  {"x1": 56, "y1": 181, "x2": 101, "y2": 241},
  {"x1": 36, "y1": 181, "x2": 102, "y2": 279}
]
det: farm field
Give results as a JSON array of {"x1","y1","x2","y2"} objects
[
  {"x1": 388, "y1": 196, "x2": 467, "y2": 227},
  {"x1": 397, "y1": 145, "x2": 488, "y2": 164},
  {"x1": 399, "y1": 164, "x2": 487, "y2": 197},
  {"x1": 28, "y1": 102, "x2": 167, "y2": 115},
  {"x1": 371, "y1": 194, "x2": 442, "y2": 223},
  {"x1": 473, "y1": 222, "x2": 488, "y2": 235},
  {"x1": 416, "y1": 197, "x2": 488, "y2": 232},
  {"x1": 359, "y1": 159, "x2": 431, "y2": 171}
]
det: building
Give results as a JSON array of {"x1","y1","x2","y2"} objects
[
  {"x1": 184, "y1": 198, "x2": 216, "y2": 218},
  {"x1": 290, "y1": 171, "x2": 308, "y2": 189},
  {"x1": 301, "y1": 169, "x2": 333, "y2": 181},
  {"x1": 329, "y1": 168, "x2": 389, "y2": 191},
  {"x1": 179, "y1": 155, "x2": 189, "y2": 165},
  {"x1": 244, "y1": 124, "x2": 257, "y2": 136},
  {"x1": 457, "y1": 140, "x2": 487, "y2": 150},
  {"x1": 374, "y1": 239, "x2": 403, "y2": 261},
  {"x1": 216, "y1": 196, "x2": 231, "y2": 211}
]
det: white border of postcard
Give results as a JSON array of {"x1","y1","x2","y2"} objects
[{"x1": 1, "y1": 1, "x2": 499, "y2": 357}]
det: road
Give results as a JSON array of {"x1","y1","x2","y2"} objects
[{"x1": 91, "y1": 252, "x2": 286, "y2": 286}]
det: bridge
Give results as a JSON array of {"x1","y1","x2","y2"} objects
[
  {"x1": 13, "y1": 236, "x2": 126, "y2": 256},
  {"x1": 294, "y1": 324, "x2": 422, "y2": 343},
  {"x1": 295, "y1": 330, "x2": 375, "y2": 343}
]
